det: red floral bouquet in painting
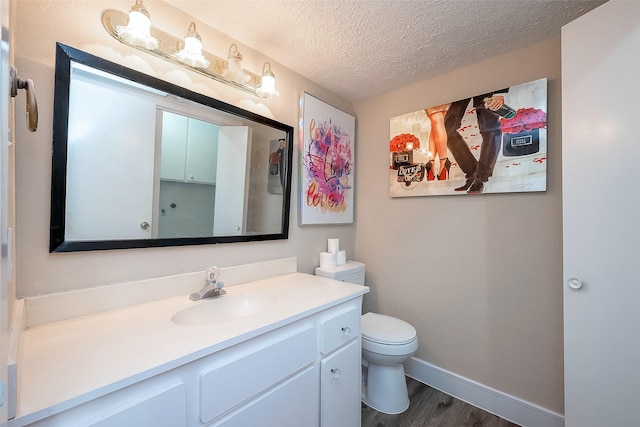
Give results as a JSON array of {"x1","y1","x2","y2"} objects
[
  {"x1": 500, "y1": 108, "x2": 547, "y2": 134},
  {"x1": 389, "y1": 133, "x2": 421, "y2": 152}
]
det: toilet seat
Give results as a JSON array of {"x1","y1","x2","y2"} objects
[
  {"x1": 361, "y1": 312, "x2": 417, "y2": 345},
  {"x1": 362, "y1": 336, "x2": 418, "y2": 357}
]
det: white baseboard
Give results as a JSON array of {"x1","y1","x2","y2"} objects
[{"x1": 404, "y1": 357, "x2": 564, "y2": 427}]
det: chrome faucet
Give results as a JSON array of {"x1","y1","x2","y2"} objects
[{"x1": 190, "y1": 266, "x2": 226, "y2": 301}]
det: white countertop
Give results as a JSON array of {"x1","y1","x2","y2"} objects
[{"x1": 15, "y1": 272, "x2": 368, "y2": 424}]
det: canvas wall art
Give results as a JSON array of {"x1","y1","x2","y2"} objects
[
  {"x1": 301, "y1": 93, "x2": 355, "y2": 224},
  {"x1": 267, "y1": 138, "x2": 286, "y2": 194},
  {"x1": 389, "y1": 78, "x2": 547, "y2": 197}
]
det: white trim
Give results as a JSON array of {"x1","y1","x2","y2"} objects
[
  {"x1": 7, "y1": 299, "x2": 25, "y2": 420},
  {"x1": 404, "y1": 357, "x2": 564, "y2": 427}
]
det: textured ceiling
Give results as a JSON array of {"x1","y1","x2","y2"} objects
[{"x1": 167, "y1": 0, "x2": 606, "y2": 103}]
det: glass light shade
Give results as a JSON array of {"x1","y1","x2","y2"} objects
[
  {"x1": 115, "y1": 1, "x2": 159, "y2": 50},
  {"x1": 222, "y1": 44, "x2": 251, "y2": 84},
  {"x1": 175, "y1": 23, "x2": 210, "y2": 68},
  {"x1": 256, "y1": 62, "x2": 280, "y2": 98},
  {"x1": 184, "y1": 36, "x2": 202, "y2": 55}
]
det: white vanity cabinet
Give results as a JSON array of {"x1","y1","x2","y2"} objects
[
  {"x1": 318, "y1": 304, "x2": 362, "y2": 427},
  {"x1": 321, "y1": 341, "x2": 361, "y2": 426},
  {"x1": 12, "y1": 294, "x2": 364, "y2": 427},
  {"x1": 24, "y1": 374, "x2": 190, "y2": 426},
  {"x1": 199, "y1": 322, "x2": 319, "y2": 426},
  {"x1": 201, "y1": 300, "x2": 363, "y2": 427}
]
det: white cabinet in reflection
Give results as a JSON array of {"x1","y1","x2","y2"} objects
[
  {"x1": 160, "y1": 112, "x2": 219, "y2": 185},
  {"x1": 157, "y1": 113, "x2": 252, "y2": 238}
]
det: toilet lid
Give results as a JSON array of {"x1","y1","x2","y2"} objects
[{"x1": 361, "y1": 312, "x2": 417, "y2": 345}]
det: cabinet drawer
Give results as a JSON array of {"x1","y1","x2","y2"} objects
[
  {"x1": 200, "y1": 325, "x2": 316, "y2": 423},
  {"x1": 319, "y1": 304, "x2": 361, "y2": 355},
  {"x1": 213, "y1": 366, "x2": 319, "y2": 427}
]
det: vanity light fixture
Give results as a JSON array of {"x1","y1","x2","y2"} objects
[
  {"x1": 103, "y1": 3, "x2": 277, "y2": 98},
  {"x1": 175, "y1": 23, "x2": 211, "y2": 68},
  {"x1": 115, "y1": 0, "x2": 159, "y2": 50},
  {"x1": 256, "y1": 62, "x2": 280, "y2": 98},
  {"x1": 222, "y1": 44, "x2": 251, "y2": 84}
]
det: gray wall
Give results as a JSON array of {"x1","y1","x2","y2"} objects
[
  {"x1": 13, "y1": 0, "x2": 355, "y2": 296},
  {"x1": 354, "y1": 37, "x2": 564, "y2": 413}
]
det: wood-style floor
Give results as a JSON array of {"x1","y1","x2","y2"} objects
[{"x1": 361, "y1": 378, "x2": 520, "y2": 427}]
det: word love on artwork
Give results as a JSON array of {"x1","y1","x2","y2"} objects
[
  {"x1": 306, "y1": 180, "x2": 344, "y2": 210},
  {"x1": 397, "y1": 164, "x2": 425, "y2": 185}
]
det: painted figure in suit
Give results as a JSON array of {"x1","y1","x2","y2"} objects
[{"x1": 444, "y1": 88, "x2": 508, "y2": 194}]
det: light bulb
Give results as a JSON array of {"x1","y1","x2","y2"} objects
[
  {"x1": 222, "y1": 44, "x2": 251, "y2": 84},
  {"x1": 115, "y1": 0, "x2": 159, "y2": 50},
  {"x1": 256, "y1": 62, "x2": 279, "y2": 98},
  {"x1": 175, "y1": 23, "x2": 210, "y2": 68}
]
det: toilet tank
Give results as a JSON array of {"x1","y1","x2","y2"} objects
[{"x1": 315, "y1": 261, "x2": 365, "y2": 285}]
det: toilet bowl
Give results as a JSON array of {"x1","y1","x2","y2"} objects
[
  {"x1": 314, "y1": 260, "x2": 419, "y2": 415},
  {"x1": 361, "y1": 312, "x2": 418, "y2": 414}
]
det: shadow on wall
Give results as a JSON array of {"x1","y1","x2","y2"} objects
[{"x1": 362, "y1": 277, "x2": 380, "y2": 314}]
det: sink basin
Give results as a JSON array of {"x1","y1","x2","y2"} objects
[{"x1": 171, "y1": 293, "x2": 275, "y2": 326}]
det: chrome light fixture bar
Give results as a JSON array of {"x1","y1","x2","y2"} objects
[{"x1": 103, "y1": 8, "x2": 274, "y2": 98}]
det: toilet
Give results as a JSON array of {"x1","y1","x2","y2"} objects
[{"x1": 315, "y1": 261, "x2": 418, "y2": 414}]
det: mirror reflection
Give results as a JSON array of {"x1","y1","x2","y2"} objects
[{"x1": 50, "y1": 43, "x2": 293, "y2": 252}]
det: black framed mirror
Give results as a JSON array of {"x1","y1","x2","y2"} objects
[{"x1": 50, "y1": 43, "x2": 293, "y2": 252}]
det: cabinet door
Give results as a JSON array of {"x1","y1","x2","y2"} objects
[
  {"x1": 185, "y1": 118, "x2": 218, "y2": 184},
  {"x1": 27, "y1": 382, "x2": 187, "y2": 427},
  {"x1": 88, "y1": 383, "x2": 186, "y2": 427},
  {"x1": 65, "y1": 74, "x2": 156, "y2": 240},
  {"x1": 161, "y1": 113, "x2": 219, "y2": 184},
  {"x1": 321, "y1": 340, "x2": 361, "y2": 427},
  {"x1": 562, "y1": 2, "x2": 640, "y2": 426},
  {"x1": 160, "y1": 111, "x2": 188, "y2": 181},
  {"x1": 213, "y1": 126, "x2": 251, "y2": 235}
]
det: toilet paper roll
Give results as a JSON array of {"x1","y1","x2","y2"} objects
[
  {"x1": 327, "y1": 238, "x2": 340, "y2": 253},
  {"x1": 336, "y1": 250, "x2": 347, "y2": 266},
  {"x1": 319, "y1": 251, "x2": 337, "y2": 268}
]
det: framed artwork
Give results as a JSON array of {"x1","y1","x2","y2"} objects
[
  {"x1": 300, "y1": 93, "x2": 355, "y2": 224},
  {"x1": 389, "y1": 78, "x2": 547, "y2": 197},
  {"x1": 267, "y1": 138, "x2": 286, "y2": 194}
]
